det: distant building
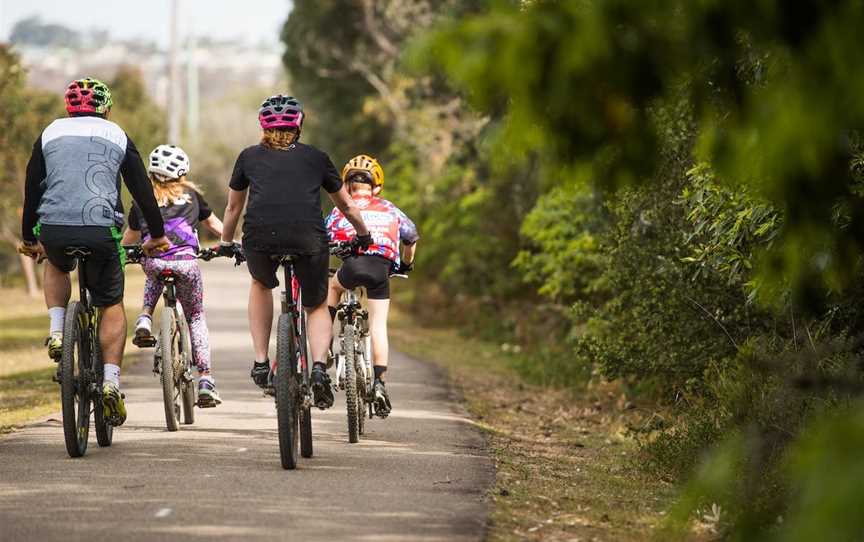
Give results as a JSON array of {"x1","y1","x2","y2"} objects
[{"x1": 15, "y1": 39, "x2": 283, "y2": 107}]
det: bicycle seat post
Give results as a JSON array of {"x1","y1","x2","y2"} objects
[{"x1": 64, "y1": 247, "x2": 92, "y2": 307}]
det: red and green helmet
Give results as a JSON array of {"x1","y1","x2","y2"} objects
[{"x1": 64, "y1": 78, "x2": 113, "y2": 114}]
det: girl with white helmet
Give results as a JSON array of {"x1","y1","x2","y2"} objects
[{"x1": 121, "y1": 144, "x2": 226, "y2": 406}]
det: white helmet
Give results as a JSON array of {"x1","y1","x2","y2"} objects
[{"x1": 148, "y1": 144, "x2": 190, "y2": 180}]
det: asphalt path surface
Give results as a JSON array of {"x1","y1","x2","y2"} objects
[{"x1": 0, "y1": 260, "x2": 493, "y2": 541}]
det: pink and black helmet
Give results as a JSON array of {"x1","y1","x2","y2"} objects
[{"x1": 258, "y1": 94, "x2": 304, "y2": 130}]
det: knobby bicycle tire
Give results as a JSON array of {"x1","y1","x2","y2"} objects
[
  {"x1": 61, "y1": 301, "x2": 89, "y2": 457},
  {"x1": 160, "y1": 307, "x2": 181, "y2": 432},
  {"x1": 344, "y1": 323, "x2": 360, "y2": 443},
  {"x1": 276, "y1": 313, "x2": 300, "y2": 469}
]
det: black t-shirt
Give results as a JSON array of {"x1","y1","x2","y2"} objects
[
  {"x1": 129, "y1": 189, "x2": 212, "y2": 258},
  {"x1": 229, "y1": 142, "x2": 343, "y2": 254}
]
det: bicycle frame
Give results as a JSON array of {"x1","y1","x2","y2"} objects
[
  {"x1": 277, "y1": 258, "x2": 312, "y2": 408},
  {"x1": 75, "y1": 256, "x2": 100, "y2": 401},
  {"x1": 152, "y1": 271, "x2": 192, "y2": 384},
  {"x1": 333, "y1": 289, "x2": 372, "y2": 400}
]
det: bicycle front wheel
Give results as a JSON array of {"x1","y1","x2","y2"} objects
[
  {"x1": 276, "y1": 313, "x2": 299, "y2": 469},
  {"x1": 61, "y1": 301, "x2": 90, "y2": 458},
  {"x1": 160, "y1": 307, "x2": 181, "y2": 432}
]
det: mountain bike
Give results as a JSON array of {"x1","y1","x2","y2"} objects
[
  {"x1": 329, "y1": 242, "x2": 407, "y2": 443},
  {"x1": 57, "y1": 247, "x2": 115, "y2": 458},
  {"x1": 124, "y1": 246, "x2": 242, "y2": 431},
  {"x1": 269, "y1": 252, "x2": 315, "y2": 470}
]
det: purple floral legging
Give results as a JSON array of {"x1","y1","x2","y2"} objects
[{"x1": 142, "y1": 258, "x2": 211, "y2": 374}]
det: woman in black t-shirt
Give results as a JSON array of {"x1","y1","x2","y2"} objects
[{"x1": 219, "y1": 95, "x2": 370, "y2": 409}]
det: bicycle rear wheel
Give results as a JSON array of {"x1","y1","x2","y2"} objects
[
  {"x1": 344, "y1": 324, "x2": 360, "y2": 443},
  {"x1": 276, "y1": 313, "x2": 300, "y2": 469},
  {"x1": 61, "y1": 301, "x2": 90, "y2": 457},
  {"x1": 177, "y1": 312, "x2": 195, "y2": 425},
  {"x1": 160, "y1": 307, "x2": 181, "y2": 432},
  {"x1": 92, "y1": 339, "x2": 113, "y2": 447}
]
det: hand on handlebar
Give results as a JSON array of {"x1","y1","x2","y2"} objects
[
  {"x1": 213, "y1": 241, "x2": 245, "y2": 265},
  {"x1": 355, "y1": 233, "x2": 373, "y2": 250},
  {"x1": 17, "y1": 240, "x2": 45, "y2": 260},
  {"x1": 142, "y1": 236, "x2": 171, "y2": 257},
  {"x1": 395, "y1": 261, "x2": 414, "y2": 275}
]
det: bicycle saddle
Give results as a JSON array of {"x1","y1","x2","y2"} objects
[
  {"x1": 64, "y1": 246, "x2": 92, "y2": 258},
  {"x1": 270, "y1": 253, "x2": 298, "y2": 263}
]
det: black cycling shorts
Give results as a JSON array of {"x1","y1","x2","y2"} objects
[
  {"x1": 336, "y1": 255, "x2": 392, "y2": 300},
  {"x1": 244, "y1": 248, "x2": 329, "y2": 308},
  {"x1": 38, "y1": 224, "x2": 125, "y2": 307}
]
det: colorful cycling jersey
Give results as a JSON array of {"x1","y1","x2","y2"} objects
[
  {"x1": 326, "y1": 196, "x2": 419, "y2": 266},
  {"x1": 128, "y1": 189, "x2": 213, "y2": 259}
]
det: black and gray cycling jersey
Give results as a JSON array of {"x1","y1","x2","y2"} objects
[{"x1": 21, "y1": 114, "x2": 164, "y2": 242}]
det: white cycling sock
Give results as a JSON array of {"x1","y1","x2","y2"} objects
[
  {"x1": 103, "y1": 363, "x2": 121, "y2": 386},
  {"x1": 48, "y1": 307, "x2": 65, "y2": 335}
]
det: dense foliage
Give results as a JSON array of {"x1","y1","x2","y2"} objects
[{"x1": 283, "y1": 0, "x2": 864, "y2": 537}]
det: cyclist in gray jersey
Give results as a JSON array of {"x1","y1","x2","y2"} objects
[{"x1": 19, "y1": 77, "x2": 169, "y2": 425}]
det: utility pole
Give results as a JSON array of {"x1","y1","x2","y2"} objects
[
  {"x1": 167, "y1": 0, "x2": 181, "y2": 143},
  {"x1": 185, "y1": 30, "x2": 199, "y2": 139}
]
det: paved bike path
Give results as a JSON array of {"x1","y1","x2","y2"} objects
[{"x1": 0, "y1": 261, "x2": 493, "y2": 541}]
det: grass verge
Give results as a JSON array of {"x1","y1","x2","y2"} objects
[
  {"x1": 390, "y1": 306, "x2": 676, "y2": 541},
  {"x1": 0, "y1": 368, "x2": 58, "y2": 433}
]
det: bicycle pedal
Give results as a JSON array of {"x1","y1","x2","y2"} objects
[{"x1": 133, "y1": 335, "x2": 157, "y2": 348}]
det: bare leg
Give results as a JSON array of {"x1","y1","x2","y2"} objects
[
  {"x1": 327, "y1": 275, "x2": 346, "y2": 309},
  {"x1": 306, "y1": 301, "x2": 333, "y2": 363},
  {"x1": 249, "y1": 279, "x2": 274, "y2": 363},
  {"x1": 99, "y1": 302, "x2": 127, "y2": 366},
  {"x1": 43, "y1": 261, "x2": 71, "y2": 308},
  {"x1": 367, "y1": 299, "x2": 390, "y2": 373}
]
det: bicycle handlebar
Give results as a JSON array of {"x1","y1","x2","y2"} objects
[
  {"x1": 329, "y1": 241, "x2": 358, "y2": 260},
  {"x1": 123, "y1": 245, "x2": 246, "y2": 266}
]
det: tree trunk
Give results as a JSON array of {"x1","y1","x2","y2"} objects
[{"x1": 19, "y1": 252, "x2": 40, "y2": 298}]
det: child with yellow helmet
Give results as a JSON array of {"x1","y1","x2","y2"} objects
[{"x1": 325, "y1": 154, "x2": 420, "y2": 416}]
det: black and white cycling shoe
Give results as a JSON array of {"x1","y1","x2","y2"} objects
[
  {"x1": 250, "y1": 360, "x2": 271, "y2": 389},
  {"x1": 310, "y1": 366, "x2": 334, "y2": 410},
  {"x1": 373, "y1": 379, "x2": 392, "y2": 418}
]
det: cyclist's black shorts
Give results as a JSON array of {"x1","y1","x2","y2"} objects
[
  {"x1": 38, "y1": 224, "x2": 125, "y2": 307},
  {"x1": 244, "y1": 247, "x2": 329, "y2": 308},
  {"x1": 336, "y1": 255, "x2": 392, "y2": 300}
]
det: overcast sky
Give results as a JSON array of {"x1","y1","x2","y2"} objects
[{"x1": 0, "y1": 0, "x2": 293, "y2": 47}]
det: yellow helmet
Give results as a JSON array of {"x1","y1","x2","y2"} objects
[{"x1": 342, "y1": 154, "x2": 384, "y2": 190}]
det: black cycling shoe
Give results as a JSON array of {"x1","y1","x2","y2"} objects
[
  {"x1": 373, "y1": 379, "x2": 392, "y2": 418},
  {"x1": 250, "y1": 360, "x2": 271, "y2": 389},
  {"x1": 310, "y1": 367, "x2": 334, "y2": 410}
]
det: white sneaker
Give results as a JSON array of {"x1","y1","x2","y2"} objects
[
  {"x1": 133, "y1": 315, "x2": 154, "y2": 347},
  {"x1": 134, "y1": 315, "x2": 151, "y2": 336}
]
